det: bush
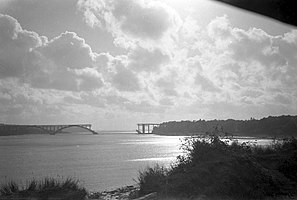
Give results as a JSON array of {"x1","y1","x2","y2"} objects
[
  {"x1": 138, "y1": 164, "x2": 168, "y2": 196},
  {"x1": 138, "y1": 136, "x2": 297, "y2": 199},
  {"x1": 278, "y1": 151, "x2": 297, "y2": 182},
  {"x1": 0, "y1": 177, "x2": 87, "y2": 200},
  {"x1": 279, "y1": 137, "x2": 297, "y2": 152},
  {"x1": 0, "y1": 182, "x2": 19, "y2": 196}
]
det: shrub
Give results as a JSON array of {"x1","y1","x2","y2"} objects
[
  {"x1": 0, "y1": 177, "x2": 87, "y2": 200},
  {"x1": 279, "y1": 137, "x2": 297, "y2": 152},
  {"x1": 138, "y1": 136, "x2": 297, "y2": 199},
  {"x1": 278, "y1": 151, "x2": 297, "y2": 182},
  {"x1": 138, "y1": 164, "x2": 168, "y2": 196},
  {"x1": 0, "y1": 181, "x2": 19, "y2": 196}
]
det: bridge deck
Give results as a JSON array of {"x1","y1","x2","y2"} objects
[
  {"x1": 137, "y1": 123, "x2": 160, "y2": 134},
  {"x1": 0, "y1": 124, "x2": 98, "y2": 135}
]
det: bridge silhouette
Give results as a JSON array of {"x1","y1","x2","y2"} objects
[
  {"x1": 137, "y1": 123, "x2": 160, "y2": 134},
  {"x1": 0, "y1": 124, "x2": 98, "y2": 135}
]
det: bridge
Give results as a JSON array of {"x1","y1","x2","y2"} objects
[
  {"x1": 0, "y1": 124, "x2": 98, "y2": 135},
  {"x1": 137, "y1": 123, "x2": 160, "y2": 134}
]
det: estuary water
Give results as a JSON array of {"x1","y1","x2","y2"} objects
[
  {"x1": 0, "y1": 132, "x2": 183, "y2": 191},
  {"x1": 0, "y1": 132, "x2": 273, "y2": 191}
]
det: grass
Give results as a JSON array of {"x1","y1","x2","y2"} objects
[
  {"x1": 137, "y1": 136, "x2": 297, "y2": 199},
  {"x1": 0, "y1": 177, "x2": 87, "y2": 200}
]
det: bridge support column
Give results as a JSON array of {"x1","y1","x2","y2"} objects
[{"x1": 137, "y1": 123, "x2": 160, "y2": 134}]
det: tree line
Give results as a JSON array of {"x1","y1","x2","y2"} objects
[{"x1": 152, "y1": 115, "x2": 297, "y2": 137}]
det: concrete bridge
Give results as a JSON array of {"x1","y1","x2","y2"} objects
[
  {"x1": 137, "y1": 123, "x2": 160, "y2": 134},
  {"x1": 0, "y1": 124, "x2": 98, "y2": 135}
]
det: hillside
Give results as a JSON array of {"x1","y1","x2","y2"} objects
[{"x1": 152, "y1": 115, "x2": 297, "y2": 137}]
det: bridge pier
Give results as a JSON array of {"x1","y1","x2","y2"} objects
[{"x1": 137, "y1": 123, "x2": 160, "y2": 134}]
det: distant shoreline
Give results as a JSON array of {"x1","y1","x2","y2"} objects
[{"x1": 152, "y1": 115, "x2": 297, "y2": 138}]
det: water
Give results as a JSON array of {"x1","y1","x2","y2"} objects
[
  {"x1": 0, "y1": 132, "x2": 183, "y2": 191},
  {"x1": 0, "y1": 132, "x2": 274, "y2": 191}
]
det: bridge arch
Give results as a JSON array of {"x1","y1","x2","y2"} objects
[{"x1": 52, "y1": 125, "x2": 98, "y2": 135}]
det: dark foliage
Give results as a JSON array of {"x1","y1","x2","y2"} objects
[
  {"x1": 0, "y1": 177, "x2": 87, "y2": 200},
  {"x1": 153, "y1": 115, "x2": 297, "y2": 137},
  {"x1": 276, "y1": 138, "x2": 297, "y2": 183},
  {"x1": 278, "y1": 152, "x2": 297, "y2": 182},
  {"x1": 138, "y1": 136, "x2": 297, "y2": 199},
  {"x1": 0, "y1": 182, "x2": 19, "y2": 196},
  {"x1": 138, "y1": 164, "x2": 168, "y2": 196}
]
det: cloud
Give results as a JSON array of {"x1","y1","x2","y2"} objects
[
  {"x1": 77, "y1": 0, "x2": 182, "y2": 49},
  {"x1": 0, "y1": 15, "x2": 105, "y2": 92},
  {"x1": 207, "y1": 15, "x2": 231, "y2": 41},
  {"x1": 195, "y1": 73, "x2": 220, "y2": 92},
  {"x1": 111, "y1": 60, "x2": 141, "y2": 92},
  {"x1": 112, "y1": 0, "x2": 177, "y2": 40},
  {"x1": 63, "y1": 91, "x2": 134, "y2": 110},
  {"x1": 38, "y1": 31, "x2": 95, "y2": 69},
  {"x1": 283, "y1": 30, "x2": 297, "y2": 44},
  {"x1": 241, "y1": 89, "x2": 263, "y2": 99},
  {"x1": 0, "y1": 14, "x2": 44, "y2": 78},
  {"x1": 1, "y1": 5, "x2": 297, "y2": 126},
  {"x1": 0, "y1": 14, "x2": 150, "y2": 94},
  {"x1": 124, "y1": 100, "x2": 165, "y2": 113},
  {"x1": 154, "y1": 69, "x2": 178, "y2": 97},
  {"x1": 274, "y1": 94, "x2": 292, "y2": 105},
  {"x1": 29, "y1": 32, "x2": 104, "y2": 91},
  {"x1": 206, "y1": 16, "x2": 286, "y2": 67},
  {"x1": 0, "y1": 79, "x2": 63, "y2": 123},
  {"x1": 196, "y1": 15, "x2": 297, "y2": 108},
  {"x1": 64, "y1": 93, "x2": 105, "y2": 108},
  {"x1": 128, "y1": 47, "x2": 169, "y2": 72}
]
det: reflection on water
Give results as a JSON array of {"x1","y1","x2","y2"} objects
[
  {"x1": 128, "y1": 157, "x2": 177, "y2": 162},
  {"x1": 0, "y1": 132, "x2": 273, "y2": 191},
  {"x1": 0, "y1": 132, "x2": 183, "y2": 191}
]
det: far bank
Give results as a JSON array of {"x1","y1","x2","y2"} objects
[{"x1": 150, "y1": 115, "x2": 297, "y2": 138}]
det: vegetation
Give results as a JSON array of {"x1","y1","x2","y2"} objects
[
  {"x1": 153, "y1": 115, "x2": 297, "y2": 137},
  {"x1": 0, "y1": 177, "x2": 87, "y2": 200},
  {"x1": 138, "y1": 136, "x2": 297, "y2": 199},
  {"x1": 138, "y1": 164, "x2": 168, "y2": 196}
]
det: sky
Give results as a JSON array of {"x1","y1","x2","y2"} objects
[{"x1": 0, "y1": 0, "x2": 296, "y2": 130}]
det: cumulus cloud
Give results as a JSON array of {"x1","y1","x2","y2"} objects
[
  {"x1": 29, "y1": 32, "x2": 104, "y2": 91},
  {"x1": 113, "y1": 0, "x2": 172, "y2": 39},
  {"x1": 1, "y1": 2, "x2": 297, "y2": 125},
  {"x1": 0, "y1": 79, "x2": 64, "y2": 123},
  {"x1": 128, "y1": 47, "x2": 169, "y2": 72},
  {"x1": 0, "y1": 14, "x2": 44, "y2": 78},
  {"x1": 112, "y1": 65, "x2": 140, "y2": 91},
  {"x1": 283, "y1": 30, "x2": 297, "y2": 44},
  {"x1": 77, "y1": 0, "x2": 182, "y2": 49},
  {"x1": 193, "y1": 15, "x2": 297, "y2": 109},
  {"x1": 207, "y1": 15, "x2": 231, "y2": 41},
  {"x1": 0, "y1": 14, "x2": 153, "y2": 95},
  {"x1": 155, "y1": 75, "x2": 178, "y2": 97},
  {"x1": 195, "y1": 73, "x2": 220, "y2": 92},
  {"x1": 39, "y1": 32, "x2": 96, "y2": 69},
  {"x1": 274, "y1": 94, "x2": 292, "y2": 105},
  {"x1": 124, "y1": 100, "x2": 165, "y2": 113},
  {"x1": 0, "y1": 15, "x2": 105, "y2": 92},
  {"x1": 110, "y1": 58, "x2": 141, "y2": 92}
]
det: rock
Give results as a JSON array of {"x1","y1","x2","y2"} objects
[
  {"x1": 88, "y1": 185, "x2": 140, "y2": 200},
  {"x1": 133, "y1": 192, "x2": 157, "y2": 200}
]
